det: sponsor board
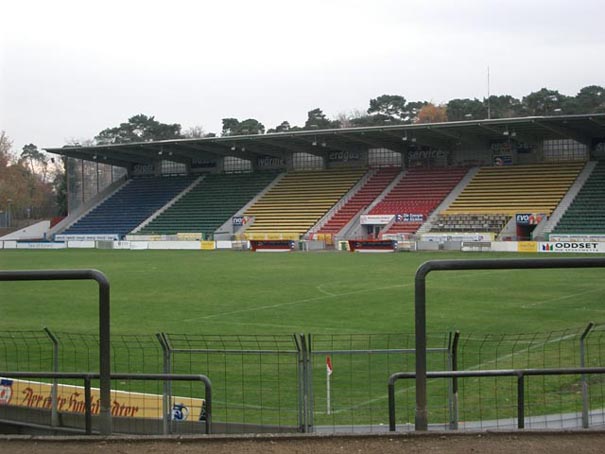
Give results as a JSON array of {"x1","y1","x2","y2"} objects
[
  {"x1": 132, "y1": 163, "x2": 156, "y2": 176},
  {"x1": 516, "y1": 213, "x2": 547, "y2": 225},
  {"x1": 190, "y1": 159, "x2": 217, "y2": 170},
  {"x1": 421, "y1": 232, "x2": 494, "y2": 243},
  {"x1": 16, "y1": 242, "x2": 66, "y2": 249},
  {"x1": 360, "y1": 214, "x2": 394, "y2": 225},
  {"x1": 250, "y1": 240, "x2": 294, "y2": 252},
  {"x1": 348, "y1": 239, "x2": 397, "y2": 252},
  {"x1": 327, "y1": 151, "x2": 361, "y2": 162},
  {"x1": 0, "y1": 377, "x2": 205, "y2": 420},
  {"x1": 395, "y1": 213, "x2": 424, "y2": 223},
  {"x1": 408, "y1": 149, "x2": 448, "y2": 162},
  {"x1": 256, "y1": 155, "x2": 286, "y2": 169},
  {"x1": 177, "y1": 232, "x2": 203, "y2": 241},
  {"x1": 56, "y1": 234, "x2": 119, "y2": 242},
  {"x1": 539, "y1": 242, "x2": 605, "y2": 253},
  {"x1": 517, "y1": 241, "x2": 538, "y2": 253},
  {"x1": 200, "y1": 241, "x2": 216, "y2": 250},
  {"x1": 232, "y1": 216, "x2": 252, "y2": 226},
  {"x1": 549, "y1": 234, "x2": 605, "y2": 243},
  {"x1": 493, "y1": 155, "x2": 513, "y2": 166}
]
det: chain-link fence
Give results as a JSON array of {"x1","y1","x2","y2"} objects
[{"x1": 0, "y1": 325, "x2": 604, "y2": 435}]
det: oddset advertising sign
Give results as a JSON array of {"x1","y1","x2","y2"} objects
[{"x1": 539, "y1": 242, "x2": 605, "y2": 253}]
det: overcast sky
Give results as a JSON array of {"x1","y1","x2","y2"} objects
[{"x1": 1, "y1": 0, "x2": 603, "y2": 153}]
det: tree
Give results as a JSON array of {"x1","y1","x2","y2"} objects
[
  {"x1": 303, "y1": 108, "x2": 340, "y2": 130},
  {"x1": 522, "y1": 88, "x2": 567, "y2": 116},
  {"x1": 367, "y1": 94, "x2": 408, "y2": 122},
  {"x1": 416, "y1": 103, "x2": 448, "y2": 123},
  {"x1": 267, "y1": 121, "x2": 291, "y2": 133},
  {"x1": 221, "y1": 118, "x2": 265, "y2": 136},
  {"x1": 20, "y1": 143, "x2": 49, "y2": 182},
  {"x1": 95, "y1": 114, "x2": 182, "y2": 144},
  {"x1": 182, "y1": 125, "x2": 206, "y2": 138},
  {"x1": 446, "y1": 98, "x2": 487, "y2": 121},
  {"x1": 563, "y1": 85, "x2": 605, "y2": 114},
  {"x1": 0, "y1": 131, "x2": 13, "y2": 169},
  {"x1": 51, "y1": 157, "x2": 67, "y2": 216},
  {"x1": 485, "y1": 95, "x2": 523, "y2": 119}
]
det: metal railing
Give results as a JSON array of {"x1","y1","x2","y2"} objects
[
  {"x1": 413, "y1": 258, "x2": 605, "y2": 430},
  {"x1": 0, "y1": 269, "x2": 112, "y2": 434},
  {"x1": 388, "y1": 367, "x2": 605, "y2": 432}
]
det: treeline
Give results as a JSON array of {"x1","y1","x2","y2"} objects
[
  {"x1": 86, "y1": 85, "x2": 604, "y2": 144},
  {"x1": 0, "y1": 132, "x2": 66, "y2": 223}
]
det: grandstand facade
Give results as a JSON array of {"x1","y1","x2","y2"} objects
[{"x1": 45, "y1": 114, "x2": 605, "y2": 243}]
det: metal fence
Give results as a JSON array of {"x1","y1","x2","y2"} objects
[{"x1": 0, "y1": 325, "x2": 604, "y2": 435}]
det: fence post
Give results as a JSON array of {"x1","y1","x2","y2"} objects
[
  {"x1": 43, "y1": 327, "x2": 60, "y2": 428},
  {"x1": 447, "y1": 331, "x2": 460, "y2": 430},
  {"x1": 580, "y1": 322, "x2": 595, "y2": 429},
  {"x1": 299, "y1": 333, "x2": 309, "y2": 433},
  {"x1": 517, "y1": 372, "x2": 525, "y2": 429},
  {"x1": 84, "y1": 375, "x2": 92, "y2": 435},
  {"x1": 306, "y1": 333, "x2": 314, "y2": 432},
  {"x1": 157, "y1": 333, "x2": 172, "y2": 435},
  {"x1": 294, "y1": 334, "x2": 305, "y2": 432}
]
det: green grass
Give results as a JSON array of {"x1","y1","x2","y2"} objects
[
  {"x1": 1, "y1": 249, "x2": 604, "y2": 335},
  {"x1": 1, "y1": 249, "x2": 604, "y2": 429}
]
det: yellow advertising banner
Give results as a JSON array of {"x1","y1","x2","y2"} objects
[
  {"x1": 517, "y1": 241, "x2": 538, "y2": 253},
  {"x1": 0, "y1": 378, "x2": 204, "y2": 421},
  {"x1": 200, "y1": 241, "x2": 215, "y2": 250}
]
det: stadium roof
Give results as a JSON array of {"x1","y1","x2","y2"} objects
[{"x1": 45, "y1": 114, "x2": 605, "y2": 169}]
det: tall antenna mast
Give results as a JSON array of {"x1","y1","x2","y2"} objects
[{"x1": 487, "y1": 66, "x2": 491, "y2": 119}]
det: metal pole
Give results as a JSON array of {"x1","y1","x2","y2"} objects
[
  {"x1": 448, "y1": 331, "x2": 460, "y2": 430},
  {"x1": 294, "y1": 334, "x2": 304, "y2": 433},
  {"x1": 84, "y1": 376, "x2": 92, "y2": 435},
  {"x1": 580, "y1": 322, "x2": 595, "y2": 429},
  {"x1": 414, "y1": 263, "x2": 429, "y2": 431},
  {"x1": 307, "y1": 333, "x2": 315, "y2": 432},
  {"x1": 517, "y1": 372, "x2": 525, "y2": 429},
  {"x1": 388, "y1": 381, "x2": 396, "y2": 431},
  {"x1": 43, "y1": 327, "x2": 60, "y2": 427},
  {"x1": 156, "y1": 333, "x2": 171, "y2": 435}
]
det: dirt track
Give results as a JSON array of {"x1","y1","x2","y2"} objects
[{"x1": 1, "y1": 431, "x2": 605, "y2": 454}]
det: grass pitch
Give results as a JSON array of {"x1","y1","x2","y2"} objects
[
  {"x1": 0, "y1": 249, "x2": 603, "y2": 335},
  {"x1": 1, "y1": 249, "x2": 605, "y2": 428}
]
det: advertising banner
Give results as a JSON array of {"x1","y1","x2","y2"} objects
[
  {"x1": 348, "y1": 239, "x2": 397, "y2": 253},
  {"x1": 256, "y1": 155, "x2": 286, "y2": 169},
  {"x1": 232, "y1": 216, "x2": 252, "y2": 227},
  {"x1": 360, "y1": 214, "x2": 394, "y2": 225},
  {"x1": 0, "y1": 377, "x2": 205, "y2": 420},
  {"x1": 539, "y1": 242, "x2": 605, "y2": 253},
  {"x1": 517, "y1": 241, "x2": 538, "y2": 253},
  {"x1": 421, "y1": 232, "x2": 494, "y2": 243},
  {"x1": 327, "y1": 151, "x2": 361, "y2": 163},
  {"x1": 549, "y1": 234, "x2": 605, "y2": 243},
  {"x1": 395, "y1": 213, "x2": 424, "y2": 223},
  {"x1": 516, "y1": 213, "x2": 547, "y2": 225}
]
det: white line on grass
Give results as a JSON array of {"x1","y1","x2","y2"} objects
[
  {"x1": 520, "y1": 287, "x2": 604, "y2": 309},
  {"x1": 181, "y1": 283, "x2": 410, "y2": 323}
]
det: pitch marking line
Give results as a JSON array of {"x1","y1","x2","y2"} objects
[{"x1": 181, "y1": 284, "x2": 410, "y2": 323}]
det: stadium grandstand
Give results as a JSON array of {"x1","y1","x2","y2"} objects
[{"x1": 43, "y1": 114, "x2": 605, "y2": 244}]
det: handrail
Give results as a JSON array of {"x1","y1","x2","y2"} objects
[
  {"x1": 0, "y1": 269, "x2": 112, "y2": 434},
  {"x1": 413, "y1": 258, "x2": 605, "y2": 431},
  {"x1": 388, "y1": 366, "x2": 605, "y2": 432},
  {"x1": 0, "y1": 371, "x2": 212, "y2": 435}
]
